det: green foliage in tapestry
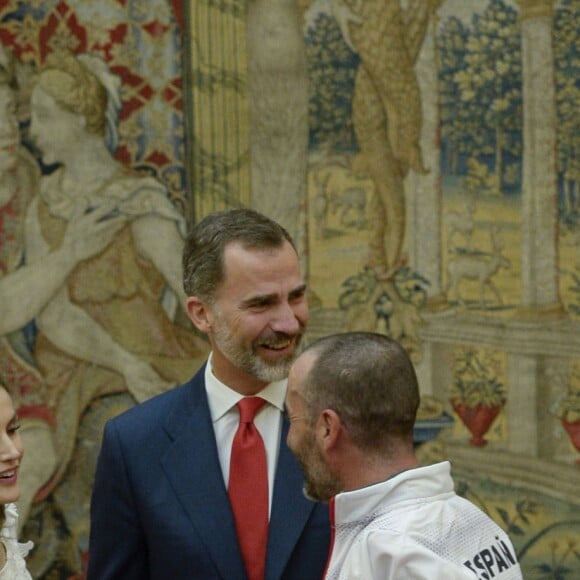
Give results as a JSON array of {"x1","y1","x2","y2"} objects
[
  {"x1": 554, "y1": 365, "x2": 580, "y2": 424},
  {"x1": 568, "y1": 271, "x2": 580, "y2": 317},
  {"x1": 451, "y1": 346, "x2": 506, "y2": 408},
  {"x1": 200, "y1": 0, "x2": 245, "y2": 18},
  {"x1": 305, "y1": 13, "x2": 358, "y2": 152},
  {"x1": 438, "y1": 16, "x2": 471, "y2": 176},
  {"x1": 338, "y1": 267, "x2": 377, "y2": 310},
  {"x1": 555, "y1": 0, "x2": 580, "y2": 222},
  {"x1": 438, "y1": 0, "x2": 522, "y2": 195}
]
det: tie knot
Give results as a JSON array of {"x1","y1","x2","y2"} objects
[{"x1": 237, "y1": 397, "x2": 266, "y2": 423}]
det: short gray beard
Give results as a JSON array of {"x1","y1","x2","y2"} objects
[{"x1": 213, "y1": 315, "x2": 299, "y2": 383}]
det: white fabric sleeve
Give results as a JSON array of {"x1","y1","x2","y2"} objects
[{"x1": 339, "y1": 530, "x2": 476, "y2": 579}]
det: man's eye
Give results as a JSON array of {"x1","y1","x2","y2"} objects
[{"x1": 248, "y1": 301, "x2": 270, "y2": 310}]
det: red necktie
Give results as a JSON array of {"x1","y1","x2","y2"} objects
[{"x1": 228, "y1": 397, "x2": 268, "y2": 580}]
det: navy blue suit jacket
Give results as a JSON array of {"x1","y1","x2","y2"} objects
[{"x1": 87, "y1": 365, "x2": 331, "y2": 579}]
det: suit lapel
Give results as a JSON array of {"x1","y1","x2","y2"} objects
[
  {"x1": 266, "y1": 417, "x2": 317, "y2": 580},
  {"x1": 161, "y1": 373, "x2": 246, "y2": 580}
]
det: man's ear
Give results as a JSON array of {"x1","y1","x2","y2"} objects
[
  {"x1": 186, "y1": 296, "x2": 213, "y2": 334},
  {"x1": 316, "y1": 409, "x2": 342, "y2": 452}
]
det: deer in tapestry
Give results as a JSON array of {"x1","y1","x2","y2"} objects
[{"x1": 446, "y1": 226, "x2": 511, "y2": 310}]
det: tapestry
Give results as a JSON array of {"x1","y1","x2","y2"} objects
[
  {"x1": 0, "y1": 0, "x2": 578, "y2": 578},
  {"x1": 306, "y1": 1, "x2": 580, "y2": 577},
  {"x1": 187, "y1": 0, "x2": 251, "y2": 217},
  {"x1": 187, "y1": 1, "x2": 580, "y2": 578},
  {"x1": 0, "y1": 0, "x2": 208, "y2": 577}
]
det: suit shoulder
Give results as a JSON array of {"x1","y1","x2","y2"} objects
[{"x1": 109, "y1": 373, "x2": 203, "y2": 432}]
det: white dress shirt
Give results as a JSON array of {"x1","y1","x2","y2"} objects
[{"x1": 204, "y1": 354, "x2": 286, "y2": 516}]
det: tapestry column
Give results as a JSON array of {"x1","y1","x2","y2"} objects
[
  {"x1": 408, "y1": 10, "x2": 445, "y2": 400},
  {"x1": 246, "y1": 0, "x2": 310, "y2": 262},
  {"x1": 517, "y1": 0, "x2": 561, "y2": 313},
  {"x1": 406, "y1": 12, "x2": 443, "y2": 301},
  {"x1": 509, "y1": 0, "x2": 560, "y2": 457}
]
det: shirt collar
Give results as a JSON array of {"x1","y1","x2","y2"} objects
[
  {"x1": 205, "y1": 352, "x2": 287, "y2": 422},
  {"x1": 333, "y1": 461, "x2": 453, "y2": 525}
]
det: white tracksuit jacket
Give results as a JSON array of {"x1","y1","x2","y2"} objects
[{"x1": 324, "y1": 461, "x2": 522, "y2": 579}]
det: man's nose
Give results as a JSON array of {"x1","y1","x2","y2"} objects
[{"x1": 270, "y1": 302, "x2": 301, "y2": 334}]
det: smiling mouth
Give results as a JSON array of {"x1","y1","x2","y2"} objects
[
  {"x1": 261, "y1": 339, "x2": 293, "y2": 351},
  {"x1": 0, "y1": 469, "x2": 17, "y2": 480}
]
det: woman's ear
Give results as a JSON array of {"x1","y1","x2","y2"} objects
[{"x1": 185, "y1": 296, "x2": 213, "y2": 334}]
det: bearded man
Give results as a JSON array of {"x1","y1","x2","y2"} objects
[
  {"x1": 286, "y1": 332, "x2": 522, "y2": 579},
  {"x1": 88, "y1": 208, "x2": 330, "y2": 580}
]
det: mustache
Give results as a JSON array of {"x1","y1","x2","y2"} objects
[{"x1": 258, "y1": 330, "x2": 304, "y2": 345}]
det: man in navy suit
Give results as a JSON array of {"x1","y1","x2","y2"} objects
[{"x1": 87, "y1": 208, "x2": 331, "y2": 579}]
